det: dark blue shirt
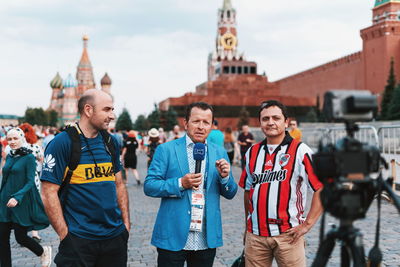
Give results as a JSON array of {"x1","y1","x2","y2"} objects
[{"x1": 41, "y1": 131, "x2": 124, "y2": 240}]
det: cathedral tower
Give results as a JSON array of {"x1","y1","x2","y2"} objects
[
  {"x1": 76, "y1": 35, "x2": 96, "y2": 96},
  {"x1": 361, "y1": 0, "x2": 400, "y2": 93},
  {"x1": 100, "y1": 72, "x2": 112, "y2": 95},
  {"x1": 49, "y1": 72, "x2": 63, "y2": 113},
  {"x1": 62, "y1": 74, "x2": 79, "y2": 124}
]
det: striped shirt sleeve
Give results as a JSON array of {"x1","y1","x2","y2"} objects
[
  {"x1": 300, "y1": 144, "x2": 323, "y2": 192},
  {"x1": 238, "y1": 149, "x2": 252, "y2": 190}
]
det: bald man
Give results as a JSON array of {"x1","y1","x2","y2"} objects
[{"x1": 41, "y1": 89, "x2": 130, "y2": 266}]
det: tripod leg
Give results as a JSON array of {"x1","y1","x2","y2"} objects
[
  {"x1": 340, "y1": 244, "x2": 351, "y2": 267},
  {"x1": 311, "y1": 231, "x2": 336, "y2": 267},
  {"x1": 347, "y1": 232, "x2": 366, "y2": 267}
]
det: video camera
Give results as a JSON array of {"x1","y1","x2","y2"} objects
[
  {"x1": 323, "y1": 89, "x2": 378, "y2": 122},
  {"x1": 313, "y1": 90, "x2": 381, "y2": 220},
  {"x1": 311, "y1": 90, "x2": 400, "y2": 267}
]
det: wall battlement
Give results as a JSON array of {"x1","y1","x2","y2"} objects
[{"x1": 278, "y1": 51, "x2": 363, "y2": 82}]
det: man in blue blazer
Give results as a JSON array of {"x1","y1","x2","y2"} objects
[{"x1": 144, "y1": 102, "x2": 238, "y2": 267}]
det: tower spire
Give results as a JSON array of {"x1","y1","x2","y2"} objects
[
  {"x1": 223, "y1": 0, "x2": 232, "y2": 9},
  {"x1": 76, "y1": 34, "x2": 96, "y2": 95},
  {"x1": 215, "y1": 0, "x2": 239, "y2": 58},
  {"x1": 79, "y1": 35, "x2": 90, "y2": 65},
  {"x1": 208, "y1": 0, "x2": 244, "y2": 80}
]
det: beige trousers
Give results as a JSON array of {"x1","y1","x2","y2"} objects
[{"x1": 245, "y1": 231, "x2": 306, "y2": 267}]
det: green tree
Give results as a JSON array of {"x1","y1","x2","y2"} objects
[
  {"x1": 237, "y1": 106, "x2": 250, "y2": 129},
  {"x1": 23, "y1": 107, "x2": 47, "y2": 125},
  {"x1": 316, "y1": 94, "x2": 321, "y2": 121},
  {"x1": 147, "y1": 104, "x2": 160, "y2": 129},
  {"x1": 381, "y1": 58, "x2": 396, "y2": 120},
  {"x1": 164, "y1": 107, "x2": 178, "y2": 131},
  {"x1": 305, "y1": 108, "x2": 318, "y2": 122},
  {"x1": 388, "y1": 84, "x2": 400, "y2": 120},
  {"x1": 116, "y1": 108, "x2": 133, "y2": 131},
  {"x1": 134, "y1": 114, "x2": 149, "y2": 131},
  {"x1": 45, "y1": 110, "x2": 58, "y2": 127}
]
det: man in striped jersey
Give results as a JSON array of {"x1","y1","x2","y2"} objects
[{"x1": 239, "y1": 100, "x2": 323, "y2": 267}]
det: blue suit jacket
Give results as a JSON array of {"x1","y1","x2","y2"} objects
[{"x1": 144, "y1": 136, "x2": 238, "y2": 251}]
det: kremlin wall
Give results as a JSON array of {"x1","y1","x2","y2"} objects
[{"x1": 160, "y1": 0, "x2": 400, "y2": 130}]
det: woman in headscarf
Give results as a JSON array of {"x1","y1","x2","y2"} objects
[
  {"x1": 19, "y1": 123, "x2": 44, "y2": 242},
  {"x1": 0, "y1": 128, "x2": 51, "y2": 267},
  {"x1": 121, "y1": 130, "x2": 141, "y2": 185}
]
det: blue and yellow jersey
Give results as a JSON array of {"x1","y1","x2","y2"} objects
[{"x1": 41, "y1": 131, "x2": 124, "y2": 240}]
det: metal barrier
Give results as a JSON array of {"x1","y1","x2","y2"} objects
[
  {"x1": 299, "y1": 127, "x2": 326, "y2": 149},
  {"x1": 252, "y1": 123, "x2": 399, "y2": 168},
  {"x1": 325, "y1": 125, "x2": 379, "y2": 147},
  {"x1": 301, "y1": 125, "x2": 379, "y2": 150},
  {"x1": 301, "y1": 124, "x2": 400, "y2": 191},
  {"x1": 377, "y1": 125, "x2": 400, "y2": 155},
  {"x1": 377, "y1": 125, "x2": 400, "y2": 190}
]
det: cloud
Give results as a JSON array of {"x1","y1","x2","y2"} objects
[
  {"x1": 93, "y1": 31, "x2": 210, "y2": 118},
  {"x1": 234, "y1": 0, "x2": 371, "y2": 80},
  {"x1": 0, "y1": 29, "x2": 210, "y2": 120},
  {"x1": 0, "y1": 0, "x2": 376, "y2": 122}
]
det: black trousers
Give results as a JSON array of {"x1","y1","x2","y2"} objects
[
  {"x1": 227, "y1": 151, "x2": 234, "y2": 164},
  {"x1": 240, "y1": 151, "x2": 247, "y2": 170},
  {"x1": 157, "y1": 248, "x2": 216, "y2": 267},
  {"x1": 54, "y1": 229, "x2": 129, "y2": 267},
  {"x1": 0, "y1": 222, "x2": 44, "y2": 267}
]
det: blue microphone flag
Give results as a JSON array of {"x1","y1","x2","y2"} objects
[{"x1": 193, "y1": 143, "x2": 206, "y2": 161}]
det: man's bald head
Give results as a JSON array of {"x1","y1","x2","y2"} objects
[{"x1": 78, "y1": 89, "x2": 112, "y2": 114}]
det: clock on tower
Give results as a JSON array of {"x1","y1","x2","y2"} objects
[{"x1": 220, "y1": 32, "x2": 237, "y2": 50}]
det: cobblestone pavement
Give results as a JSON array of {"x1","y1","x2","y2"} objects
[{"x1": 6, "y1": 152, "x2": 400, "y2": 266}]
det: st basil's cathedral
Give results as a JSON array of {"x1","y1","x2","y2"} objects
[{"x1": 48, "y1": 35, "x2": 112, "y2": 126}]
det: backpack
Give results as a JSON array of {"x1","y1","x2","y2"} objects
[
  {"x1": 231, "y1": 250, "x2": 245, "y2": 267},
  {"x1": 57, "y1": 125, "x2": 117, "y2": 202}
]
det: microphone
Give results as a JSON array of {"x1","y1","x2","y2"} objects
[{"x1": 193, "y1": 143, "x2": 206, "y2": 173}]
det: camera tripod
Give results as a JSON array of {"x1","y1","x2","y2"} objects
[
  {"x1": 311, "y1": 174, "x2": 400, "y2": 267},
  {"x1": 311, "y1": 219, "x2": 365, "y2": 267}
]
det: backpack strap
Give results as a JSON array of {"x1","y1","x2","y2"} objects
[
  {"x1": 58, "y1": 126, "x2": 81, "y2": 198},
  {"x1": 57, "y1": 127, "x2": 118, "y2": 209},
  {"x1": 99, "y1": 130, "x2": 117, "y2": 172}
]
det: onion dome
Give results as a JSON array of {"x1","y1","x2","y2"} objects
[
  {"x1": 63, "y1": 73, "x2": 78, "y2": 88},
  {"x1": 50, "y1": 72, "x2": 63, "y2": 89},
  {"x1": 101, "y1": 72, "x2": 112, "y2": 86}
]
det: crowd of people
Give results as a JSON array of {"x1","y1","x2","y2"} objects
[{"x1": 0, "y1": 90, "x2": 315, "y2": 267}]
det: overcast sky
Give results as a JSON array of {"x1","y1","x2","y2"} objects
[{"x1": 0, "y1": 0, "x2": 373, "y2": 120}]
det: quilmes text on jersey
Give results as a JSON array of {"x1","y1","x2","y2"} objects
[{"x1": 252, "y1": 169, "x2": 287, "y2": 186}]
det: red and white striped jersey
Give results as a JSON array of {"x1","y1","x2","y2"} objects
[{"x1": 239, "y1": 134, "x2": 322, "y2": 237}]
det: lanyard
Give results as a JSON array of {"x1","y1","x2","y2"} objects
[
  {"x1": 203, "y1": 160, "x2": 209, "y2": 190},
  {"x1": 76, "y1": 123, "x2": 102, "y2": 176}
]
